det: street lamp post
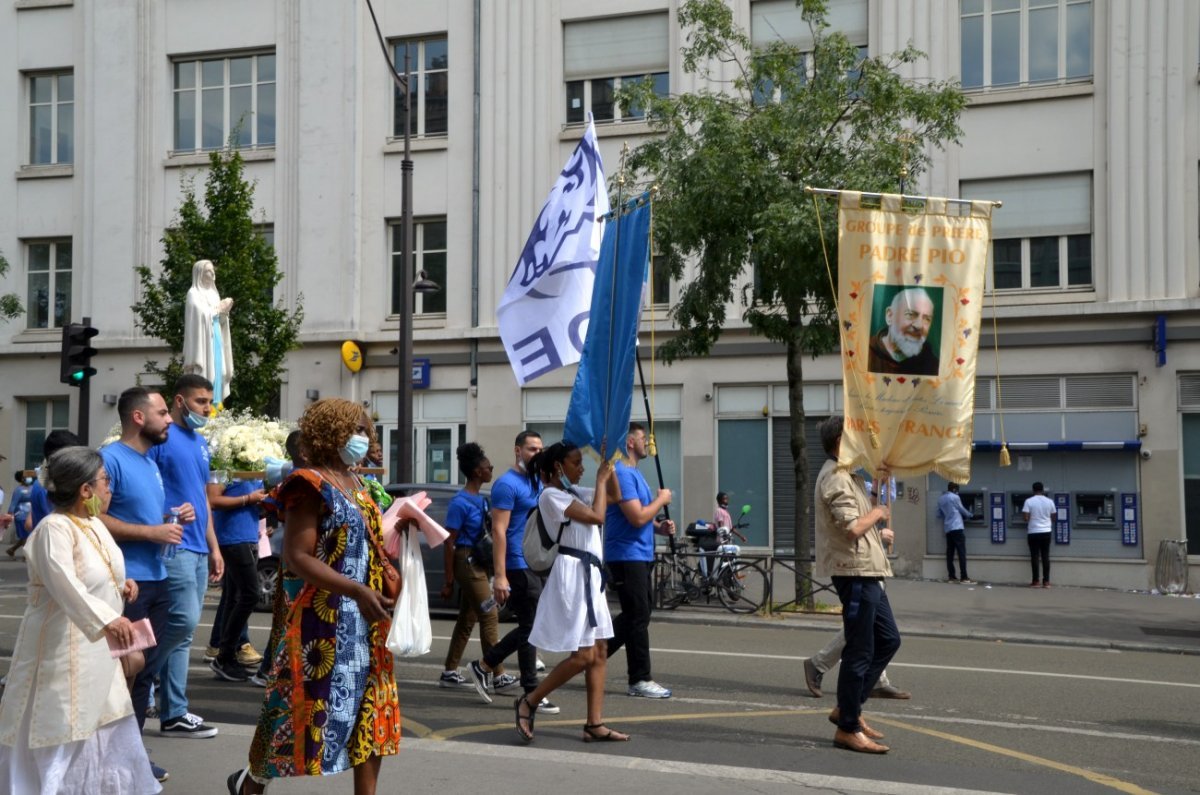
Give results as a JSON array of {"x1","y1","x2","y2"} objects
[
  {"x1": 398, "y1": 43, "x2": 415, "y2": 485},
  {"x1": 364, "y1": 2, "x2": 440, "y2": 484}
]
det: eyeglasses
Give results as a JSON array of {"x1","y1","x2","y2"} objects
[{"x1": 90, "y1": 474, "x2": 111, "y2": 486}]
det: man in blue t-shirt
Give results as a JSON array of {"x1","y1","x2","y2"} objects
[
  {"x1": 100, "y1": 387, "x2": 193, "y2": 784},
  {"x1": 604, "y1": 422, "x2": 675, "y2": 699},
  {"x1": 147, "y1": 374, "x2": 223, "y2": 740},
  {"x1": 28, "y1": 430, "x2": 81, "y2": 531},
  {"x1": 206, "y1": 476, "x2": 266, "y2": 682},
  {"x1": 469, "y1": 431, "x2": 558, "y2": 711}
]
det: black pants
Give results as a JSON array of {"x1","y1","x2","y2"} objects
[
  {"x1": 122, "y1": 578, "x2": 172, "y2": 730},
  {"x1": 605, "y1": 560, "x2": 654, "y2": 685},
  {"x1": 831, "y1": 576, "x2": 901, "y2": 733},
  {"x1": 945, "y1": 530, "x2": 968, "y2": 579},
  {"x1": 1028, "y1": 532, "x2": 1051, "y2": 583},
  {"x1": 483, "y1": 568, "x2": 543, "y2": 692},
  {"x1": 216, "y1": 542, "x2": 259, "y2": 663}
]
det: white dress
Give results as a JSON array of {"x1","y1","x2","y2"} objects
[
  {"x1": 0, "y1": 513, "x2": 160, "y2": 794},
  {"x1": 528, "y1": 486, "x2": 613, "y2": 652}
]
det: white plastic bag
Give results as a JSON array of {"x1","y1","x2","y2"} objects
[{"x1": 386, "y1": 527, "x2": 431, "y2": 657}]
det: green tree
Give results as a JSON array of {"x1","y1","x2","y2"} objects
[
  {"x1": 0, "y1": 250, "x2": 25, "y2": 322},
  {"x1": 623, "y1": 0, "x2": 965, "y2": 605},
  {"x1": 132, "y1": 147, "x2": 303, "y2": 414}
]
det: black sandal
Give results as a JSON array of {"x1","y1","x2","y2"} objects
[
  {"x1": 514, "y1": 695, "x2": 535, "y2": 743},
  {"x1": 582, "y1": 723, "x2": 630, "y2": 742}
]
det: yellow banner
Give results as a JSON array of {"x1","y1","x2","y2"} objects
[{"x1": 836, "y1": 192, "x2": 993, "y2": 483}]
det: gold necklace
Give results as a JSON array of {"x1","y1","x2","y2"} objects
[
  {"x1": 319, "y1": 466, "x2": 360, "y2": 498},
  {"x1": 63, "y1": 512, "x2": 123, "y2": 601}
]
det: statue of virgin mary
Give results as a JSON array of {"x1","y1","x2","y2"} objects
[{"x1": 182, "y1": 259, "x2": 234, "y2": 404}]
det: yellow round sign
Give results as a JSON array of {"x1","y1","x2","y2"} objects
[{"x1": 341, "y1": 340, "x2": 364, "y2": 373}]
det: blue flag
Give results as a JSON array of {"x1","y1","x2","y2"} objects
[{"x1": 563, "y1": 194, "x2": 651, "y2": 459}]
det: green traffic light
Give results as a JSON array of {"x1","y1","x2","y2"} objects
[{"x1": 70, "y1": 370, "x2": 84, "y2": 382}]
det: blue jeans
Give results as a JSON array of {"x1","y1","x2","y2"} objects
[
  {"x1": 123, "y1": 578, "x2": 172, "y2": 731},
  {"x1": 153, "y1": 549, "x2": 208, "y2": 723},
  {"x1": 831, "y1": 576, "x2": 901, "y2": 733}
]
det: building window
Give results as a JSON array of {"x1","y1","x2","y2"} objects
[
  {"x1": 392, "y1": 37, "x2": 448, "y2": 138},
  {"x1": 25, "y1": 398, "x2": 71, "y2": 470},
  {"x1": 750, "y1": 1, "x2": 868, "y2": 101},
  {"x1": 173, "y1": 53, "x2": 276, "y2": 153},
  {"x1": 391, "y1": 219, "x2": 446, "y2": 316},
  {"x1": 26, "y1": 240, "x2": 72, "y2": 329},
  {"x1": 961, "y1": 173, "x2": 1092, "y2": 291},
  {"x1": 649, "y1": 255, "x2": 670, "y2": 307},
  {"x1": 960, "y1": 0, "x2": 1092, "y2": 90},
  {"x1": 564, "y1": 14, "x2": 669, "y2": 125},
  {"x1": 27, "y1": 71, "x2": 73, "y2": 165}
]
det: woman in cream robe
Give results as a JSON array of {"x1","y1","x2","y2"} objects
[
  {"x1": 182, "y1": 259, "x2": 234, "y2": 405},
  {"x1": 0, "y1": 447, "x2": 160, "y2": 794}
]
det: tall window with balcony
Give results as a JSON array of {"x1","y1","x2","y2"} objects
[
  {"x1": 392, "y1": 37, "x2": 448, "y2": 138},
  {"x1": 961, "y1": 174, "x2": 1092, "y2": 291},
  {"x1": 564, "y1": 14, "x2": 669, "y2": 125},
  {"x1": 960, "y1": 0, "x2": 1092, "y2": 90},
  {"x1": 173, "y1": 53, "x2": 276, "y2": 153},
  {"x1": 27, "y1": 71, "x2": 73, "y2": 166},
  {"x1": 391, "y1": 219, "x2": 446, "y2": 316},
  {"x1": 25, "y1": 240, "x2": 72, "y2": 330}
]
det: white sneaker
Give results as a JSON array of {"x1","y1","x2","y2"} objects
[
  {"x1": 627, "y1": 679, "x2": 672, "y2": 698},
  {"x1": 536, "y1": 697, "x2": 560, "y2": 714},
  {"x1": 535, "y1": 656, "x2": 546, "y2": 672}
]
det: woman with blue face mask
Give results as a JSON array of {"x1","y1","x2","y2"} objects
[{"x1": 229, "y1": 399, "x2": 400, "y2": 795}]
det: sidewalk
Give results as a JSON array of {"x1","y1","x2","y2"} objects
[{"x1": 658, "y1": 577, "x2": 1200, "y2": 655}]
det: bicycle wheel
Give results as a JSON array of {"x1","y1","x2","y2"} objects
[
  {"x1": 656, "y1": 557, "x2": 693, "y2": 609},
  {"x1": 717, "y1": 560, "x2": 768, "y2": 614}
]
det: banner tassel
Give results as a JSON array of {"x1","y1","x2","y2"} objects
[{"x1": 998, "y1": 444, "x2": 1011, "y2": 468}]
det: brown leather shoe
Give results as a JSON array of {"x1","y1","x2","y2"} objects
[
  {"x1": 833, "y1": 729, "x2": 889, "y2": 754},
  {"x1": 828, "y1": 707, "x2": 884, "y2": 739}
]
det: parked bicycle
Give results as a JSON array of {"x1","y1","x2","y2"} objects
[{"x1": 655, "y1": 504, "x2": 769, "y2": 614}]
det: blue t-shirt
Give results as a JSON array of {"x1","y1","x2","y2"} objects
[
  {"x1": 148, "y1": 424, "x2": 212, "y2": 553},
  {"x1": 604, "y1": 462, "x2": 655, "y2": 563},
  {"x1": 213, "y1": 478, "x2": 263, "y2": 546},
  {"x1": 102, "y1": 441, "x2": 167, "y2": 582},
  {"x1": 8, "y1": 484, "x2": 32, "y2": 528},
  {"x1": 28, "y1": 481, "x2": 53, "y2": 535},
  {"x1": 491, "y1": 469, "x2": 540, "y2": 571},
  {"x1": 446, "y1": 490, "x2": 489, "y2": 549}
]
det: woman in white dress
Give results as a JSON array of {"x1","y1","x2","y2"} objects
[
  {"x1": 0, "y1": 447, "x2": 160, "y2": 794},
  {"x1": 518, "y1": 442, "x2": 629, "y2": 743}
]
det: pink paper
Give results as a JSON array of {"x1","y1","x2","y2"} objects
[
  {"x1": 381, "y1": 491, "x2": 449, "y2": 553},
  {"x1": 258, "y1": 519, "x2": 272, "y2": 559},
  {"x1": 108, "y1": 618, "x2": 157, "y2": 659}
]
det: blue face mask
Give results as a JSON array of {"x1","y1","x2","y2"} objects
[
  {"x1": 339, "y1": 434, "x2": 370, "y2": 467},
  {"x1": 185, "y1": 410, "x2": 208, "y2": 430}
]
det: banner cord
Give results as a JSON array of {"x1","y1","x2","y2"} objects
[{"x1": 987, "y1": 253, "x2": 1012, "y2": 467}]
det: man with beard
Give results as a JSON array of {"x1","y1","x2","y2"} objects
[
  {"x1": 100, "y1": 387, "x2": 198, "y2": 781},
  {"x1": 867, "y1": 288, "x2": 940, "y2": 376}
]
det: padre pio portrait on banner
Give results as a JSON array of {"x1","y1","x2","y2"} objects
[{"x1": 867, "y1": 285, "x2": 943, "y2": 377}]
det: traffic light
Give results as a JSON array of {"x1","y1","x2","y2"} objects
[{"x1": 59, "y1": 322, "x2": 98, "y2": 386}]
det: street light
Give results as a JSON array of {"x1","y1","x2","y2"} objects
[{"x1": 364, "y1": 0, "x2": 442, "y2": 484}]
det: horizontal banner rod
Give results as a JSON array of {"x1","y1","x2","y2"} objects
[{"x1": 804, "y1": 185, "x2": 1002, "y2": 208}]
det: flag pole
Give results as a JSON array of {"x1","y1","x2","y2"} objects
[{"x1": 635, "y1": 347, "x2": 675, "y2": 553}]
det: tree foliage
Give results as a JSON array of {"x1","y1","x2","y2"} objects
[
  {"x1": 623, "y1": 0, "x2": 965, "y2": 598},
  {"x1": 626, "y1": 0, "x2": 965, "y2": 357},
  {"x1": 132, "y1": 148, "x2": 303, "y2": 414},
  {"x1": 0, "y1": 250, "x2": 26, "y2": 322}
]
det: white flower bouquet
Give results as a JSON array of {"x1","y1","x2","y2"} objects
[{"x1": 201, "y1": 410, "x2": 295, "y2": 475}]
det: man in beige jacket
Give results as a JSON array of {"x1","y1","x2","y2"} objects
[{"x1": 814, "y1": 416, "x2": 900, "y2": 754}]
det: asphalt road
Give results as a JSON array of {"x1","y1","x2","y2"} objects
[{"x1": 1, "y1": 569, "x2": 1197, "y2": 795}]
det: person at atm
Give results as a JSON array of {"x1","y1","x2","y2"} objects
[
  {"x1": 936, "y1": 483, "x2": 974, "y2": 584},
  {"x1": 1021, "y1": 482, "x2": 1055, "y2": 588}
]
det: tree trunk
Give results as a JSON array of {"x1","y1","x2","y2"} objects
[{"x1": 786, "y1": 334, "x2": 815, "y2": 609}]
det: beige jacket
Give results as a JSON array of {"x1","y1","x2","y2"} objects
[
  {"x1": 815, "y1": 459, "x2": 893, "y2": 579},
  {"x1": 0, "y1": 513, "x2": 133, "y2": 748}
]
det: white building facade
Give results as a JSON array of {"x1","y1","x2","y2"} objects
[{"x1": 2, "y1": 0, "x2": 1198, "y2": 589}]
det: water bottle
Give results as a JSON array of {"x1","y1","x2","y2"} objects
[
  {"x1": 159, "y1": 508, "x2": 181, "y2": 561},
  {"x1": 480, "y1": 595, "x2": 497, "y2": 613}
]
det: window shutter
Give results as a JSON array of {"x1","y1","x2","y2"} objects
[
  {"x1": 1180, "y1": 374, "x2": 1200, "y2": 408},
  {"x1": 563, "y1": 14, "x2": 669, "y2": 80},
  {"x1": 751, "y1": 0, "x2": 868, "y2": 49},
  {"x1": 1065, "y1": 375, "x2": 1135, "y2": 409},
  {"x1": 961, "y1": 173, "x2": 1092, "y2": 238},
  {"x1": 999, "y1": 376, "x2": 1061, "y2": 409}
]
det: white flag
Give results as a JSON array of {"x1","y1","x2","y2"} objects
[{"x1": 498, "y1": 119, "x2": 608, "y2": 385}]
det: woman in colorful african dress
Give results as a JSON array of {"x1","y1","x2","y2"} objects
[{"x1": 229, "y1": 399, "x2": 401, "y2": 795}]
